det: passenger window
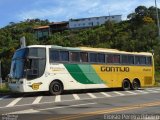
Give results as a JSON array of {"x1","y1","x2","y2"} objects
[
  {"x1": 89, "y1": 53, "x2": 97, "y2": 62},
  {"x1": 121, "y1": 55, "x2": 128, "y2": 64},
  {"x1": 135, "y1": 56, "x2": 140, "y2": 64},
  {"x1": 128, "y1": 56, "x2": 134, "y2": 64},
  {"x1": 121, "y1": 55, "x2": 134, "y2": 64},
  {"x1": 146, "y1": 57, "x2": 152, "y2": 65},
  {"x1": 71, "y1": 52, "x2": 80, "y2": 62},
  {"x1": 135, "y1": 56, "x2": 146, "y2": 65},
  {"x1": 80, "y1": 52, "x2": 88, "y2": 62},
  {"x1": 98, "y1": 53, "x2": 105, "y2": 63},
  {"x1": 107, "y1": 54, "x2": 120, "y2": 63},
  {"x1": 49, "y1": 50, "x2": 59, "y2": 62},
  {"x1": 60, "y1": 51, "x2": 69, "y2": 61}
]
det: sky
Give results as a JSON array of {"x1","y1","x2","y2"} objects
[{"x1": 0, "y1": 0, "x2": 159, "y2": 28}]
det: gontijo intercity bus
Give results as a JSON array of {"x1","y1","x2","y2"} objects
[{"x1": 8, "y1": 45, "x2": 155, "y2": 95}]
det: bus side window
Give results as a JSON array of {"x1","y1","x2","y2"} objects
[
  {"x1": 71, "y1": 52, "x2": 80, "y2": 62},
  {"x1": 140, "y1": 56, "x2": 146, "y2": 65},
  {"x1": 107, "y1": 54, "x2": 113, "y2": 63},
  {"x1": 80, "y1": 52, "x2": 88, "y2": 62},
  {"x1": 114, "y1": 55, "x2": 120, "y2": 63},
  {"x1": 121, "y1": 55, "x2": 128, "y2": 64},
  {"x1": 135, "y1": 56, "x2": 141, "y2": 65},
  {"x1": 128, "y1": 55, "x2": 134, "y2": 64},
  {"x1": 49, "y1": 50, "x2": 59, "y2": 62},
  {"x1": 107, "y1": 54, "x2": 120, "y2": 64},
  {"x1": 135, "y1": 56, "x2": 146, "y2": 65},
  {"x1": 121, "y1": 55, "x2": 134, "y2": 65},
  {"x1": 60, "y1": 51, "x2": 69, "y2": 62},
  {"x1": 89, "y1": 53, "x2": 97, "y2": 63},
  {"x1": 98, "y1": 53, "x2": 105, "y2": 63},
  {"x1": 146, "y1": 57, "x2": 152, "y2": 65}
]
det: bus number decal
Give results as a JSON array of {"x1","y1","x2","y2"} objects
[{"x1": 31, "y1": 82, "x2": 42, "y2": 90}]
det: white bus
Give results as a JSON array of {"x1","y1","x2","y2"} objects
[{"x1": 8, "y1": 45, "x2": 155, "y2": 95}]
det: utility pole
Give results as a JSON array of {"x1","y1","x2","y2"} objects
[{"x1": 155, "y1": 0, "x2": 160, "y2": 37}]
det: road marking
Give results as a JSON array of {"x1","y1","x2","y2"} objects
[
  {"x1": 125, "y1": 91, "x2": 137, "y2": 95},
  {"x1": 0, "y1": 97, "x2": 98, "y2": 109},
  {"x1": 1, "y1": 88, "x2": 159, "y2": 109},
  {"x1": 55, "y1": 95, "x2": 61, "y2": 102},
  {"x1": 100, "y1": 92, "x2": 112, "y2": 97},
  {"x1": 146, "y1": 89, "x2": 158, "y2": 93},
  {"x1": 6, "y1": 97, "x2": 23, "y2": 107},
  {"x1": 146, "y1": 88, "x2": 160, "y2": 90},
  {"x1": 73, "y1": 94, "x2": 80, "y2": 100},
  {"x1": 38, "y1": 102, "x2": 96, "y2": 111},
  {"x1": 0, "y1": 95, "x2": 10, "y2": 100},
  {"x1": 136, "y1": 90, "x2": 148, "y2": 94},
  {"x1": 32, "y1": 96, "x2": 42, "y2": 104},
  {"x1": 113, "y1": 91, "x2": 125, "y2": 96},
  {"x1": 8, "y1": 109, "x2": 39, "y2": 114},
  {"x1": 87, "y1": 93, "x2": 97, "y2": 98},
  {"x1": 48, "y1": 101, "x2": 160, "y2": 120}
]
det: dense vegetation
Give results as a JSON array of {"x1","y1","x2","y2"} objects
[{"x1": 0, "y1": 6, "x2": 160, "y2": 80}]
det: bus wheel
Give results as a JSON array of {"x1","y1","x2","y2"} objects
[
  {"x1": 132, "y1": 79, "x2": 140, "y2": 90},
  {"x1": 49, "y1": 81, "x2": 63, "y2": 95},
  {"x1": 122, "y1": 79, "x2": 131, "y2": 91}
]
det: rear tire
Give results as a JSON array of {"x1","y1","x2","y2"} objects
[
  {"x1": 49, "y1": 81, "x2": 63, "y2": 95},
  {"x1": 122, "y1": 80, "x2": 131, "y2": 91},
  {"x1": 132, "y1": 79, "x2": 140, "y2": 90}
]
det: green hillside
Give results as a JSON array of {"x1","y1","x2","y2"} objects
[{"x1": 0, "y1": 6, "x2": 160, "y2": 80}]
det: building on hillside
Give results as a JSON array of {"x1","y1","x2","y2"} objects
[
  {"x1": 49, "y1": 21, "x2": 69, "y2": 33},
  {"x1": 69, "y1": 15, "x2": 122, "y2": 29},
  {"x1": 34, "y1": 21, "x2": 69, "y2": 40},
  {"x1": 34, "y1": 26, "x2": 50, "y2": 40},
  {"x1": 34, "y1": 15, "x2": 122, "y2": 39}
]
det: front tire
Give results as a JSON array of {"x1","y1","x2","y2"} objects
[
  {"x1": 122, "y1": 80, "x2": 131, "y2": 91},
  {"x1": 49, "y1": 81, "x2": 63, "y2": 95}
]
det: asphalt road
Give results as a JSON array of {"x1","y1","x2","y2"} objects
[{"x1": 0, "y1": 87, "x2": 160, "y2": 120}]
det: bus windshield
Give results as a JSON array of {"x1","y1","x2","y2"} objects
[
  {"x1": 26, "y1": 48, "x2": 46, "y2": 80},
  {"x1": 10, "y1": 47, "x2": 46, "y2": 80},
  {"x1": 10, "y1": 48, "x2": 28, "y2": 79}
]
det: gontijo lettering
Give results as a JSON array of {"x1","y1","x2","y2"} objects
[{"x1": 101, "y1": 66, "x2": 130, "y2": 72}]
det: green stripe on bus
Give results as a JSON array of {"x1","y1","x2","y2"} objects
[
  {"x1": 78, "y1": 65, "x2": 103, "y2": 84},
  {"x1": 64, "y1": 64, "x2": 104, "y2": 84},
  {"x1": 64, "y1": 64, "x2": 94, "y2": 84}
]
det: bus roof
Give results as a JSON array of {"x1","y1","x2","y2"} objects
[{"x1": 25, "y1": 45, "x2": 153, "y2": 56}]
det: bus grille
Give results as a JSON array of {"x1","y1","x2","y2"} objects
[{"x1": 144, "y1": 77, "x2": 152, "y2": 85}]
